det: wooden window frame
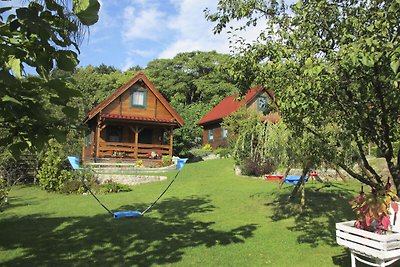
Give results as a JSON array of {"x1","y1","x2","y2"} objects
[
  {"x1": 257, "y1": 95, "x2": 268, "y2": 112},
  {"x1": 130, "y1": 88, "x2": 147, "y2": 108},
  {"x1": 208, "y1": 129, "x2": 214, "y2": 142}
]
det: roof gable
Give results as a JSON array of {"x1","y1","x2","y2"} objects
[
  {"x1": 84, "y1": 72, "x2": 184, "y2": 127},
  {"x1": 197, "y1": 86, "x2": 271, "y2": 125}
]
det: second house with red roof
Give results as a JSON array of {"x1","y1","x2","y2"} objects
[{"x1": 197, "y1": 86, "x2": 279, "y2": 149}]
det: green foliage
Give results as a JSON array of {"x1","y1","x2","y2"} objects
[
  {"x1": 36, "y1": 140, "x2": 67, "y2": 192},
  {"x1": 189, "y1": 148, "x2": 213, "y2": 158},
  {"x1": 233, "y1": 120, "x2": 279, "y2": 174},
  {"x1": 222, "y1": 108, "x2": 260, "y2": 148},
  {"x1": 145, "y1": 51, "x2": 239, "y2": 156},
  {"x1": 60, "y1": 179, "x2": 84, "y2": 195},
  {"x1": 371, "y1": 142, "x2": 400, "y2": 158},
  {"x1": 0, "y1": 0, "x2": 100, "y2": 158},
  {"x1": 145, "y1": 51, "x2": 238, "y2": 107},
  {"x1": 209, "y1": 0, "x2": 400, "y2": 192},
  {"x1": 161, "y1": 156, "x2": 173, "y2": 167},
  {"x1": 0, "y1": 176, "x2": 9, "y2": 210},
  {"x1": 213, "y1": 148, "x2": 231, "y2": 158},
  {"x1": 59, "y1": 170, "x2": 94, "y2": 194},
  {"x1": 99, "y1": 180, "x2": 131, "y2": 194}
]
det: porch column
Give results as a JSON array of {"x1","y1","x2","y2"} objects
[
  {"x1": 169, "y1": 126, "x2": 173, "y2": 157},
  {"x1": 134, "y1": 125, "x2": 139, "y2": 159},
  {"x1": 81, "y1": 137, "x2": 85, "y2": 163},
  {"x1": 95, "y1": 119, "x2": 101, "y2": 160}
]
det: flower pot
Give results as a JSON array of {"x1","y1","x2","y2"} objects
[{"x1": 336, "y1": 220, "x2": 400, "y2": 266}]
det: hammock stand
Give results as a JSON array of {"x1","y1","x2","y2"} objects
[{"x1": 67, "y1": 156, "x2": 188, "y2": 219}]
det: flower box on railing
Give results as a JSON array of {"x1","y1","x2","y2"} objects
[{"x1": 336, "y1": 220, "x2": 400, "y2": 261}]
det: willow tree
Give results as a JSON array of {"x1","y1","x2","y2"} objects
[
  {"x1": 0, "y1": 0, "x2": 100, "y2": 158},
  {"x1": 206, "y1": 0, "x2": 400, "y2": 194}
]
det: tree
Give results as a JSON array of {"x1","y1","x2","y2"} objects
[
  {"x1": 0, "y1": 0, "x2": 100, "y2": 158},
  {"x1": 207, "y1": 0, "x2": 400, "y2": 194},
  {"x1": 145, "y1": 51, "x2": 238, "y2": 107},
  {"x1": 145, "y1": 51, "x2": 239, "y2": 155}
]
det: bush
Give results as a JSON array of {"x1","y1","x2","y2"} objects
[
  {"x1": 161, "y1": 156, "x2": 173, "y2": 166},
  {"x1": 99, "y1": 180, "x2": 131, "y2": 194},
  {"x1": 61, "y1": 179, "x2": 84, "y2": 194},
  {"x1": 214, "y1": 148, "x2": 231, "y2": 158},
  {"x1": 37, "y1": 140, "x2": 68, "y2": 192},
  {"x1": 241, "y1": 158, "x2": 277, "y2": 177},
  {"x1": 59, "y1": 170, "x2": 95, "y2": 194}
]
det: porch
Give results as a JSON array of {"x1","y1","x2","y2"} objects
[{"x1": 97, "y1": 141, "x2": 171, "y2": 159}]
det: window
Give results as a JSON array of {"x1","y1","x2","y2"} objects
[
  {"x1": 208, "y1": 129, "x2": 214, "y2": 142},
  {"x1": 130, "y1": 88, "x2": 147, "y2": 108},
  {"x1": 106, "y1": 126, "x2": 123, "y2": 142},
  {"x1": 257, "y1": 95, "x2": 268, "y2": 112},
  {"x1": 222, "y1": 128, "x2": 228, "y2": 139}
]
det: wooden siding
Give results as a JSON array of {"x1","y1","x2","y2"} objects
[
  {"x1": 202, "y1": 122, "x2": 227, "y2": 149},
  {"x1": 102, "y1": 85, "x2": 173, "y2": 120},
  {"x1": 200, "y1": 90, "x2": 276, "y2": 148}
]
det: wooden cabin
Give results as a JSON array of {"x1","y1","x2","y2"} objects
[
  {"x1": 196, "y1": 86, "x2": 279, "y2": 149},
  {"x1": 82, "y1": 72, "x2": 184, "y2": 162}
]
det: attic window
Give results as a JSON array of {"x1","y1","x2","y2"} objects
[
  {"x1": 257, "y1": 95, "x2": 268, "y2": 112},
  {"x1": 131, "y1": 88, "x2": 147, "y2": 108}
]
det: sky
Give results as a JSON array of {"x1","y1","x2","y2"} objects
[{"x1": 78, "y1": 0, "x2": 269, "y2": 71}]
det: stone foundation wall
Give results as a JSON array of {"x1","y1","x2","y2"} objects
[{"x1": 95, "y1": 174, "x2": 167, "y2": 186}]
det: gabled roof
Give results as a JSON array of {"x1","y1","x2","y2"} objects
[
  {"x1": 83, "y1": 71, "x2": 184, "y2": 127},
  {"x1": 197, "y1": 86, "x2": 269, "y2": 126}
]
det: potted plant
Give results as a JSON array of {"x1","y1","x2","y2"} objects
[{"x1": 336, "y1": 179, "x2": 400, "y2": 266}]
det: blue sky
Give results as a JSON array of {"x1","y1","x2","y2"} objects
[
  {"x1": 3, "y1": 0, "x2": 296, "y2": 71},
  {"x1": 78, "y1": 0, "x2": 268, "y2": 70}
]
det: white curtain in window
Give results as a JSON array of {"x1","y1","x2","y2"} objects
[{"x1": 132, "y1": 91, "x2": 144, "y2": 105}]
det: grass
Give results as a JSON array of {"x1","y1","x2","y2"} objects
[{"x1": 0, "y1": 158, "x2": 364, "y2": 266}]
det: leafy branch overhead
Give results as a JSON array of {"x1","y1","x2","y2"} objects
[
  {"x1": 0, "y1": 0, "x2": 100, "y2": 157},
  {"x1": 207, "y1": 0, "x2": 400, "y2": 194}
]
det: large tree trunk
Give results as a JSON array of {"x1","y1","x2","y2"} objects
[{"x1": 288, "y1": 166, "x2": 309, "y2": 202}]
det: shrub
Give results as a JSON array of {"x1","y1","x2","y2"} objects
[
  {"x1": 214, "y1": 148, "x2": 231, "y2": 158},
  {"x1": 59, "y1": 170, "x2": 95, "y2": 194},
  {"x1": 241, "y1": 158, "x2": 276, "y2": 177},
  {"x1": 61, "y1": 179, "x2": 84, "y2": 194},
  {"x1": 99, "y1": 180, "x2": 131, "y2": 194},
  {"x1": 162, "y1": 156, "x2": 173, "y2": 166},
  {"x1": 37, "y1": 140, "x2": 67, "y2": 192}
]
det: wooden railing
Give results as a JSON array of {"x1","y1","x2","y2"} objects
[{"x1": 98, "y1": 141, "x2": 170, "y2": 159}]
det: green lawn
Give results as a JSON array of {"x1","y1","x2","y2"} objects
[{"x1": 1, "y1": 158, "x2": 363, "y2": 266}]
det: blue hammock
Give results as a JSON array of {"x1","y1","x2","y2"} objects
[
  {"x1": 284, "y1": 175, "x2": 309, "y2": 185},
  {"x1": 67, "y1": 156, "x2": 188, "y2": 219}
]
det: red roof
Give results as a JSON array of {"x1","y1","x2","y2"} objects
[
  {"x1": 197, "y1": 86, "x2": 265, "y2": 125},
  {"x1": 101, "y1": 114, "x2": 177, "y2": 124}
]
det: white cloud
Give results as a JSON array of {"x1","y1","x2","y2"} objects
[
  {"x1": 121, "y1": 49, "x2": 157, "y2": 71},
  {"x1": 122, "y1": 5, "x2": 167, "y2": 41},
  {"x1": 158, "y1": 0, "x2": 266, "y2": 59}
]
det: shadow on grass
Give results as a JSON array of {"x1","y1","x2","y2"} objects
[
  {"x1": 266, "y1": 183, "x2": 359, "y2": 266},
  {"x1": 0, "y1": 195, "x2": 257, "y2": 267}
]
